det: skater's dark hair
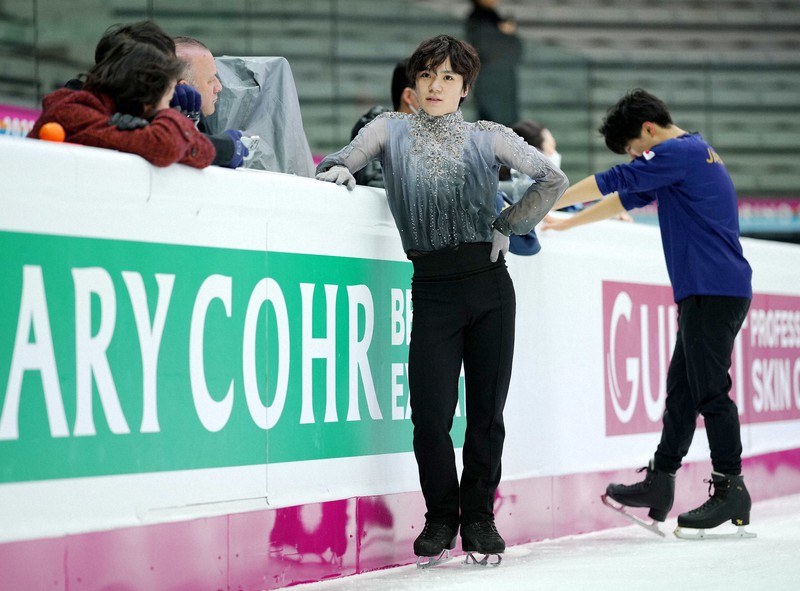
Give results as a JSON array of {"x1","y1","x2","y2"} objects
[
  {"x1": 391, "y1": 59, "x2": 411, "y2": 111},
  {"x1": 94, "y1": 20, "x2": 176, "y2": 65},
  {"x1": 599, "y1": 88, "x2": 674, "y2": 154},
  {"x1": 407, "y1": 34, "x2": 480, "y2": 104},
  {"x1": 512, "y1": 120, "x2": 548, "y2": 151},
  {"x1": 85, "y1": 37, "x2": 184, "y2": 118}
]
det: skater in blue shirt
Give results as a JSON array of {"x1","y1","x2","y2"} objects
[{"x1": 543, "y1": 88, "x2": 754, "y2": 538}]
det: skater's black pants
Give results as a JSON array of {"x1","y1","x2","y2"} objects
[
  {"x1": 408, "y1": 243, "x2": 515, "y2": 530},
  {"x1": 654, "y1": 295, "x2": 750, "y2": 476}
]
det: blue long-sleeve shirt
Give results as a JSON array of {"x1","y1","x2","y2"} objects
[{"x1": 596, "y1": 133, "x2": 752, "y2": 302}]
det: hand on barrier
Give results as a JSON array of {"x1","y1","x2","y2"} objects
[
  {"x1": 108, "y1": 113, "x2": 149, "y2": 130},
  {"x1": 316, "y1": 165, "x2": 355, "y2": 191},
  {"x1": 170, "y1": 84, "x2": 202, "y2": 124},
  {"x1": 490, "y1": 229, "x2": 509, "y2": 262},
  {"x1": 223, "y1": 129, "x2": 249, "y2": 169}
]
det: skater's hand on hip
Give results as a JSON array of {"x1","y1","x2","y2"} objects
[{"x1": 490, "y1": 229, "x2": 509, "y2": 262}]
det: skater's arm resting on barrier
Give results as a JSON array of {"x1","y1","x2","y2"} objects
[
  {"x1": 541, "y1": 193, "x2": 625, "y2": 232},
  {"x1": 552, "y1": 174, "x2": 603, "y2": 210}
]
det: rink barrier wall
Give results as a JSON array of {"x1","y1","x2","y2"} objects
[
  {"x1": 1, "y1": 137, "x2": 800, "y2": 589},
  {"x1": 2, "y1": 449, "x2": 800, "y2": 590}
]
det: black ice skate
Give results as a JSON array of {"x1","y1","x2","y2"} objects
[
  {"x1": 461, "y1": 520, "x2": 505, "y2": 566},
  {"x1": 602, "y1": 462, "x2": 675, "y2": 537},
  {"x1": 674, "y1": 472, "x2": 756, "y2": 540},
  {"x1": 414, "y1": 522, "x2": 456, "y2": 568}
]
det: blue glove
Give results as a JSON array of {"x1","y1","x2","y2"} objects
[
  {"x1": 108, "y1": 113, "x2": 149, "y2": 130},
  {"x1": 170, "y1": 84, "x2": 202, "y2": 124},
  {"x1": 223, "y1": 129, "x2": 249, "y2": 169}
]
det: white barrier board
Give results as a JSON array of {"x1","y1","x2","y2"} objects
[{"x1": 1, "y1": 137, "x2": 799, "y2": 542}]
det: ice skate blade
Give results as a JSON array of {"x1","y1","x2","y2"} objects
[
  {"x1": 601, "y1": 494, "x2": 666, "y2": 538},
  {"x1": 673, "y1": 525, "x2": 757, "y2": 540},
  {"x1": 464, "y1": 552, "x2": 502, "y2": 567},
  {"x1": 416, "y1": 549, "x2": 452, "y2": 569}
]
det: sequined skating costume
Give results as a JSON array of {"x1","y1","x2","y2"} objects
[{"x1": 317, "y1": 109, "x2": 568, "y2": 531}]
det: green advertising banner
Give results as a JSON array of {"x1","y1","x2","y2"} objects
[{"x1": 0, "y1": 231, "x2": 467, "y2": 484}]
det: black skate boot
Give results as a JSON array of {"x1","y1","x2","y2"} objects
[
  {"x1": 675, "y1": 472, "x2": 754, "y2": 539},
  {"x1": 604, "y1": 462, "x2": 675, "y2": 522},
  {"x1": 461, "y1": 520, "x2": 505, "y2": 566},
  {"x1": 413, "y1": 522, "x2": 456, "y2": 568}
]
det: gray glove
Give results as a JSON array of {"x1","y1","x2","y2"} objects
[
  {"x1": 490, "y1": 229, "x2": 510, "y2": 262},
  {"x1": 316, "y1": 165, "x2": 356, "y2": 191}
]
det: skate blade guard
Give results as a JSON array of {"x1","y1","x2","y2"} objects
[{"x1": 601, "y1": 494, "x2": 666, "y2": 537}]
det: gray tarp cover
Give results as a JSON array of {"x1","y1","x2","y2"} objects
[{"x1": 206, "y1": 56, "x2": 315, "y2": 177}]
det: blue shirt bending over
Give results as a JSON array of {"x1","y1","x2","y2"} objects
[{"x1": 596, "y1": 133, "x2": 752, "y2": 303}]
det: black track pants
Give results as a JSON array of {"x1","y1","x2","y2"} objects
[
  {"x1": 408, "y1": 244, "x2": 516, "y2": 529},
  {"x1": 654, "y1": 295, "x2": 750, "y2": 475}
]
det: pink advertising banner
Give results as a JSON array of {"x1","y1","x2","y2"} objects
[
  {"x1": 0, "y1": 104, "x2": 40, "y2": 137},
  {"x1": 603, "y1": 281, "x2": 800, "y2": 435}
]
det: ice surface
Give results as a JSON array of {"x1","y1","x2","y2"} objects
[{"x1": 291, "y1": 493, "x2": 800, "y2": 591}]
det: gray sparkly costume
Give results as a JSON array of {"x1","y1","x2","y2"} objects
[
  {"x1": 316, "y1": 109, "x2": 568, "y2": 252},
  {"x1": 317, "y1": 108, "x2": 568, "y2": 535}
]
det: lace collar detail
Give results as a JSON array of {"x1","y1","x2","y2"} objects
[{"x1": 409, "y1": 108, "x2": 466, "y2": 162}]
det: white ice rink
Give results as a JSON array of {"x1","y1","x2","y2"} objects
[{"x1": 292, "y1": 493, "x2": 800, "y2": 591}]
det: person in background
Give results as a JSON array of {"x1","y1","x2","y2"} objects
[
  {"x1": 57, "y1": 21, "x2": 244, "y2": 169},
  {"x1": 350, "y1": 59, "x2": 420, "y2": 187},
  {"x1": 506, "y1": 119, "x2": 633, "y2": 221},
  {"x1": 465, "y1": 0, "x2": 522, "y2": 125},
  {"x1": 63, "y1": 20, "x2": 175, "y2": 94},
  {"x1": 316, "y1": 34, "x2": 568, "y2": 565},
  {"x1": 543, "y1": 88, "x2": 753, "y2": 537},
  {"x1": 29, "y1": 21, "x2": 214, "y2": 169},
  {"x1": 495, "y1": 120, "x2": 568, "y2": 255},
  {"x1": 500, "y1": 121, "x2": 561, "y2": 203},
  {"x1": 499, "y1": 121, "x2": 559, "y2": 202},
  {"x1": 174, "y1": 36, "x2": 248, "y2": 168},
  {"x1": 174, "y1": 36, "x2": 223, "y2": 119},
  {"x1": 513, "y1": 120, "x2": 560, "y2": 169}
]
